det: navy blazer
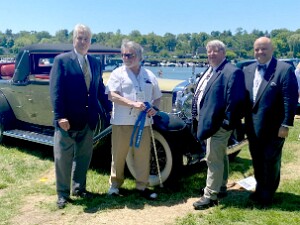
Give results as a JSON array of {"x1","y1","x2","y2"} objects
[
  {"x1": 50, "y1": 50, "x2": 112, "y2": 130},
  {"x1": 243, "y1": 57, "x2": 298, "y2": 140},
  {"x1": 197, "y1": 59, "x2": 245, "y2": 140}
]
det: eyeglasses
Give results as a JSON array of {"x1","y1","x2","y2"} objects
[{"x1": 121, "y1": 53, "x2": 135, "y2": 59}]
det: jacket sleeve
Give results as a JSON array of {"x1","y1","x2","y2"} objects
[
  {"x1": 49, "y1": 56, "x2": 66, "y2": 121},
  {"x1": 282, "y1": 66, "x2": 298, "y2": 126},
  {"x1": 222, "y1": 68, "x2": 246, "y2": 130}
]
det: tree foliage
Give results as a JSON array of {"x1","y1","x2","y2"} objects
[{"x1": 1, "y1": 28, "x2": 300, "y2": 60}]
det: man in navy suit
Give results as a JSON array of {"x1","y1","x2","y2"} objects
[
  {"x1": 50, "y1": 24, "x2": 111, "y2": 209},
  {"x1": 243, "y1": 37, "x2": 298, "y2": 207},
  {"x1": 192, "y1": 40, "x2": 245, "y2": 210}
]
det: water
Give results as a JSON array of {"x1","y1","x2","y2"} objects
[{"x1": 144, "y1": 66, "x2": 207, "y2": 80}]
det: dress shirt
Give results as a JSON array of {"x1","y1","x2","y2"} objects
[
  {"x1": 192, "y1": 67, "x2": 214, "y2": 119},
  {"x1": 253, "y1": 61, "x2": 270, "y2": 102}
]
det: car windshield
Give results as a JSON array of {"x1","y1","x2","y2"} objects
[{"x1": 32, "y1": 53, "x2": 121, "y2": 76}]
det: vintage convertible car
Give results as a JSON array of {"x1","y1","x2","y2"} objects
[{"x1": 0, "y1": 44, "x2": 247, "y2": 187}]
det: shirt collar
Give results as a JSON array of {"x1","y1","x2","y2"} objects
[
  {"x1": 212, "y1": 58, "x2": 226, "y2": 72},
  {"x1": 74, "y1": 48, "x2": 87, "y2": 64}
]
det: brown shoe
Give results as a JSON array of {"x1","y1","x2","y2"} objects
[
  {"x1": 200, "y1": 187, "x2": 227, "y2": 198},
  {"x1": 193, "y1": 196, "x2": 218, "y2": 210}
]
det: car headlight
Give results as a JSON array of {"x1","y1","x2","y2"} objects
[
  {"x1": 181, "y1": 93, "x2": 193, "y2": 120},
  {"x1": 172, "y1": 90, "x2": 193, "y2": 120}
]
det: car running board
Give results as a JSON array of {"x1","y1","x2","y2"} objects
[{"x1": 3, "y1": 129, "x2": 54, "y2": 146}]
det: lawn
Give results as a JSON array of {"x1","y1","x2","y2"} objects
[{"x1": 0, "y1": 118, "x2": 299, "y2": 225}]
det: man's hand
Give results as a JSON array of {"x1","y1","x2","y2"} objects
[
  {"x1": 278, "y1": 126, "x2": 289, "y2": 138},
  {"x1": 147, "y1": 107, "x2": 158, "y2": 117},
  {"x1": 58, "y1": 118, "x2": 70, "y2": 131}
]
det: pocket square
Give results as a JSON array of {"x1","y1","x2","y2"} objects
[{"x1": 270, "y1": 82, "x2": 277, "y2": 86}]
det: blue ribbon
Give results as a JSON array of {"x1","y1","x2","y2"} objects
[{"x1": 130, "y1": 102, "x2": 151, "y2": 148}]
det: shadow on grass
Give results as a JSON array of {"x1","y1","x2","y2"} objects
[
  {"x1": 78, "y1": 156, "x2": 255, "y2": 213},
  {"x1": 2, "y1": 136, "x2": 54, "y2": 161},
  {"x1": 218, "y1": 189, "x2": 300, "y2": 212}
]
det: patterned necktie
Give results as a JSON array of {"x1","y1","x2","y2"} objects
[
  {"x1": 191, "y1": 69, "x2": 213, "y2": 118},
  {"x1": 83, "y1": 58, "x2": 90, "y2": 90}
]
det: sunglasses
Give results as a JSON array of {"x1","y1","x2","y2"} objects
[{"x1": 121, "y1": 53, "x2": 135, "y2": 59}]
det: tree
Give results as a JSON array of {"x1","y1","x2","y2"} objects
[
  {"x1": 35, "y1": 31, "x2": 51, "y2": 42},
  {"x1": 54, "y1": 29, "x2": 69, "y2": 43},
  {"x1": 163, "y1": 33, "x2": 177, "y2": 51},
  {"x1": 287, "y1": 34, "x2": 300, "y2": 57}
]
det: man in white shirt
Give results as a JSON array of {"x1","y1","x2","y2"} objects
[{"x1": 105, "y1": 40, "x2": 162, "y2": 200}]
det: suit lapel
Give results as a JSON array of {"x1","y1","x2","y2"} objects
[
  {"x1": 202, "y1": 60, "x2": 228, "y2": 98},
  {"x1": 71, "y1": 50, "x2": 83, "y2": 74}
]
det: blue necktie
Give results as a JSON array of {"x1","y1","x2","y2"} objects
[{"x1": 257, "y1": 64, "x2": 267, "y2": 72}]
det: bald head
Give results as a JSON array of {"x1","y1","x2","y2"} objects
[{"x1": 254, "y1": 37, "x2": 274, "y2": 64}]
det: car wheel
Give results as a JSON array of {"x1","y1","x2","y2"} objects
[{"x1": 126, "y1": 129, "x2": 180, "y2": 186}]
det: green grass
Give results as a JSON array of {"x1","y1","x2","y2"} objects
[{"x1": 0, "y1": 120, "x2": 299, "y2": 224}]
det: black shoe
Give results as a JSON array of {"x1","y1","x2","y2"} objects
[
  {"x1": 249, "y1": 192, "x2": 272, "y2": 208},
  {"x1": 72, "y1": 190, "x2": 94, "y2": 199},
  {"x1": 57, "y1": 197, "x2": 73, "y2": 209},
  {"x1": 199, "y1": 187, "x2": 227, "y2": 198},
  {"x1": 138, "y1": 188, "x2": 158, "y2": 200},
  {"x1": 193, "y1": 196, "x2": 218, "y2": 210}
]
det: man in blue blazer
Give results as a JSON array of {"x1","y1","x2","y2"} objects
[
  {"x1": 243, "y1": 37, "x2": 298, "y2": 207},
  {"x1": 50, "y1": 24, "x2": 111, "y2": 209},
  {"x1": 192, "y1": 40, "x2": 245, "y2": 210}
]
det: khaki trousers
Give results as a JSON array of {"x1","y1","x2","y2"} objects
[
  {"x1": 109, "y1": 125, "x2": 151, "y2": 190},
  {"x1": 204, "y1": 127, "x2": 232, "y2": 200}
]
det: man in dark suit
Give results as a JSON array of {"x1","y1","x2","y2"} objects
[
  {"x1": 243, "y1": 37, "x2": 298, "y2": 207},
  {"x1": 192, "y1": 40, "x2": 245, "y2": 210},
  {"x1": 50, "y1": 24, "x2": 111, "y2": 209}
]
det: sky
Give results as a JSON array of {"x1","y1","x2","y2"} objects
[{"x1": 1, "y1": 0, "x2": 300, "y2": 36}]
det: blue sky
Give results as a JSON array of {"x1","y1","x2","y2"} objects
[{"x1": 1, "y1": 0, "x2": 300, "y2": 36}]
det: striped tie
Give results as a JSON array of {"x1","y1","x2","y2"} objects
[
  {"x1": 83, "y1": 58, "x2": 90, "y2": 90},
  {"x1": 191, "y1": 70, "x2": 213, "y2": 118}
]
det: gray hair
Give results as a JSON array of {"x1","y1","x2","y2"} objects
[
  {"x1": 73, "y1": 24, "x2": 92, "y2": 43},
  {"x1": 206, "y1": 40, "x2": 226, "y2": 53},
  {"x1": 121, "y1": 39, "x2": 143, "y2": 61}
]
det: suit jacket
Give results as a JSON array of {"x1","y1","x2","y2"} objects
[
  {"x1": 196, "y1": 59, "x2": 245, "y2": 140},
  {"x1": 243, "y1": 57, "x2": 298, "y2": 140},
  {"x1": 50, "y1": 50, "x2": 112, "y2": 131}
]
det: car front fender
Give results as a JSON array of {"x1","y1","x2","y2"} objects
[
  {"x1": 0, "y1": 91, "x2": 16, "y2": 130},
  {"x1": 153, "y1": 111, "x2": 186, "y2": 132}
]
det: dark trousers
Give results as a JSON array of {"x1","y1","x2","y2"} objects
[
  {"x1": 249, "y1": 136, "x2": 285, "y2": 203},
  {"x1": 54, "y1": 125, "x2": 93, "y2": 198}
]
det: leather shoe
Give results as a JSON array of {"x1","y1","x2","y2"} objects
[
  {"x1": 72, "y1": 190, "x2": 94, "y2": 199},
  {"x1": 57, "y1": 197, "x2": 73, "y2": 209},
  {"x1": 249, "y1": 192, "x2": 272, "y2": 208},
  {"x1": 138, "y1": 188, "x2": 158, "y2": 200},
  {"x1": 200, "y1": 187, "x2": 227, "y2": 198},
  {"x1": 193, "y1": 196, "x2": 218, "y2": 210}
]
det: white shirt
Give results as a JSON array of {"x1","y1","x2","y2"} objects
[
  {"x1": 195, "y1": 67, "x2": 214, "y2": 115},
  {"x1": 253, "y1": 61, "x2": 270, "y2": 102},
  {"x1": 105, "y1": 66, "x2": 162, "y2": 125}
]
